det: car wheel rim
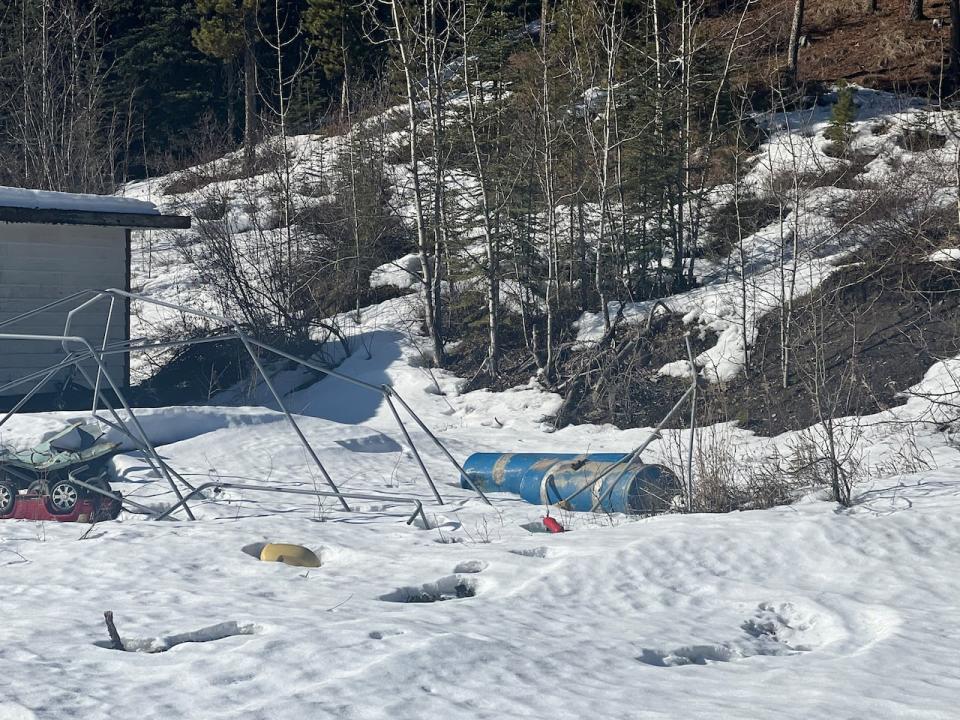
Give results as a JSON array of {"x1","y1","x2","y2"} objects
[
  {"x1": 0, "y1": 486, "x2": 12, "y2": 510},
  {"x1": 51, "y1": 484, "x2": 78, "y2": 511}
]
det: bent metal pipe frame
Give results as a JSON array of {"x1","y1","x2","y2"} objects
[
  {"x1": 0, "y1": 288, "x2": 490, "y2": 521},
  {"x1": 154, "y1": 482, "x2": 427, "y2": 526},
  {"x1": 68, "y1": 475, "x2": 427, "y2": 527},
  {"x1": 0, "y1": 332, "x2": 198, "y2": 520}
]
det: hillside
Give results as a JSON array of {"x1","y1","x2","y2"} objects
[
  {"x1": 3, "y1": 2, "x2": 960, "y2": 718},
  {"x1": 707, "y1": 0, "x2": 954, "y2": 93},
  {"x1": 121, "y1": 85, "x2": 960, "y2": 438}
]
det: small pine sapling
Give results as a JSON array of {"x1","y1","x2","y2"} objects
[{"x1": 824, "y1": 83, "x2": 858, "y2": 154}]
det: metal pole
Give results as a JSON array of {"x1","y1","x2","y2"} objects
[
  {"x1": 154, "y1": 482, "x2": 425, "y2": 526},
  {"x1": 59, "y1": 292, "x2": 116, "y2": 414},
  {"x1": 587, "y1": 349, "x2": 701, "y2": 513},
  {"x1": 244, "y1": 337, "x2": 387, "y2": 394},
  {"x1": 0, "y1": 289, "x2": 102, "y2": 330},
  {"x1": 87, "y1": 409, "x2": 197, "y2": 494},
  {"x1": 0, "y1": 334, "x2": 244, "y2": 393},
  {"x1": 92, "y1": 296, "x2": 117, "y2": 414},
  {"x1": 568, "y1": 382, "x2": 695, "y2": 512},
  {"x1": 0, "y1": 352, "x2": 99, "y2": 397},
  {"x1": 584, "y1": 333, "x2": 697, "y2": 512},
  {"x1": 235, "y1": 332, "x2": 350, "y2": 512},
  {"x1": 69, "y1": 354, "x2": 197, "y2": 519},
  {"x1": 383, "y1": 389, "x2": 443, "y2": 505},
  {"x1": 101, "y1": 333, "x2": 241, "y2": 356},
  {"x1": 68, "y1": 474, "x2": 162, "y2": 518},
  {"x1": 103, "y1": 288, "x2": 382, "y2": 393},
  {"x1": 0, "y1": 354, "x2": 76, "y2": 430},
  {"x1": 388, "y1": 390, "x2": 492, "y2": 506}
]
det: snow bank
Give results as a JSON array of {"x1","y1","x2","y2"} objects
[
  {"x1": 928, "y1": 248, "x2": 960, "y2": 263},
  {"x1": 370, "y1": 253, "x2": 423, "y2": 290}
]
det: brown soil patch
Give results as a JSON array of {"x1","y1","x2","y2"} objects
[{"x1": 704, "y1": 0, "x2": 953, "y2": 96}]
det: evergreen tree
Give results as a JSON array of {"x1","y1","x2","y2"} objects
[
  {"x1": 102, "y1": 0, "x2": 222, "y2": 175},
  {"x1": 193, "y1": 0, "x2": 259, "y2": 170},
  {"x1": 305, "y1": 0, "x2": 376, "y2": 85},
  {"x1": 825, "y1": 83, "x2": 857, "y2": 151}
]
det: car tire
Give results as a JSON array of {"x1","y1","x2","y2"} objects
[
  {"x1": 0, "y1": 480, "x2": 16, "y2": 516},
  {"x1": 47, "y1": 479, "x2": 80, "y2": 515}
]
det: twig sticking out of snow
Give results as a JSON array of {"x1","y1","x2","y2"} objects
[{"x1": 104, "y1": 611, "x2": 125, "y2": 651}]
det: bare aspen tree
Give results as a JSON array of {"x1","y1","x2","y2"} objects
[
  {"x1": 678, "y1": 0, "x2": 693, "y2": 288},
  {"x1": 787, "y1": 0, "x2": 805, "y2": 78},
  {"x1": 341, "y1": 68, "x2": 364, "y2": 322},
  {"x1": 584, "y1": 0, "x2": 624, "y2": 335},
  {"x1": 774, "y1": 126, "x2": 804, "y2": 390},
  {"x1": 950, "y1": 0, "x2": 960, "y2": 82},
  {"x1": 536, "y1": 0, "x2": 561, "y2": 381},
  {"x1": 258, "y1": 1, "x2": 312, "y2": 316},
  {"x1": 420, "y1": 0, "x2": 458, "y2": 358},
  {"x1": 366, "y1": 0, "x2": 445, "y2": 365},
  {"x1": 0, "y1": 0, "x2": 111, "y2": 191},
  {"x1": 459, "y1": 2, "x2": 502, "y2": 377}
]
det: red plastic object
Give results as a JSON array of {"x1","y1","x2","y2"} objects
[
  {"x1": 1, "y1": 493, "x2": 121, "y2": 523},
  {"x1": 542, "y1": 516, "x2": 565, "y2": 533}
]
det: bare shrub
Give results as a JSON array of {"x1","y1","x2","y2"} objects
[
  {"x1": 872, "y1": 425, "x2": 937, "y2": 479},
  {"x1": 664, "y1": 424, "x2": 799, "y2": 513},
  {"x1": 779, "y1": 424, "x2": 866, "y2": 505},
  {"x1": 689, "y1": 425, "x2": 745, "y2": 512},
  {"x1": 661, "y1": 415, "x2": 870, "y2": 513}
]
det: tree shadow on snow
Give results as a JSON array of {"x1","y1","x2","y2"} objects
[{"x1": 280, "y1": 329, "x2": 405, "y2": 424}]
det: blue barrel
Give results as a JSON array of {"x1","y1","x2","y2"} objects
[{"x1": 462, "y1": 453, "x2": 680, "y2": 514}]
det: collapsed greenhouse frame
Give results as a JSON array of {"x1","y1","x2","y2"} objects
[{"x1": 0, "y1": 288, "x2": 491, "y2": 521}]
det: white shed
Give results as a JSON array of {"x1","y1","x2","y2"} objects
[{"x1": 0, "y1": 187, "x2": 190, "y2": 406}]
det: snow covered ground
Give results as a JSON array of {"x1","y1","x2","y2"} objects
[
  {"x1": 2, "y1": 88, "x2": 960, "y2": 718},
  {"x1": 2, "y1": 290, "x2": 960, "y2": 718}
]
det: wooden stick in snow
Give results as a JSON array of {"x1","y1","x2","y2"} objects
[{"x1": 104, "y1": 611, "x2": 124, "y2": 651}]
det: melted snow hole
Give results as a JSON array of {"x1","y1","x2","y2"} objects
[
  {"x1": 637, "y1": 603, "x2": 815, "y2": 667},
  {"x1": 380, "y1": 574, "x2": 478, "y2": 603},
  {"x1": 96, "y1": 620, "x2": 260, "y2": 654}
]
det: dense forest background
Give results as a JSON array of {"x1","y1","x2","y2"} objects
[
  {"x1": 0, "y1": 0, "x2": 543, "y2": 189},
  {"x1": 0, "y1": 0, "x2": 955, "y2": 192},
  {"x1": 3, "y1": 1, "x2": 960, "y2": 474}
]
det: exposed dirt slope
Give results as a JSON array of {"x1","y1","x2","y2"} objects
[{"x1": 706, "y1": 0, "x2": 953, "y2": 95}]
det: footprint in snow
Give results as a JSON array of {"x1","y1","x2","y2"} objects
[
  {"x1": 369, "y1": 629, "x2": 406, "y2": 640},
  {"x1": 509, "y1": 546, "x2": 549, "y2": 559},
  {"x1": 636, "y1": 603, "x2": 817, "y2": 667},
  {"x1": 380, "y1": 574, "x2": 478, "y2": 603},
  {"x1": 453, "y1": 559, "x2": 488, "y2": 574}
]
